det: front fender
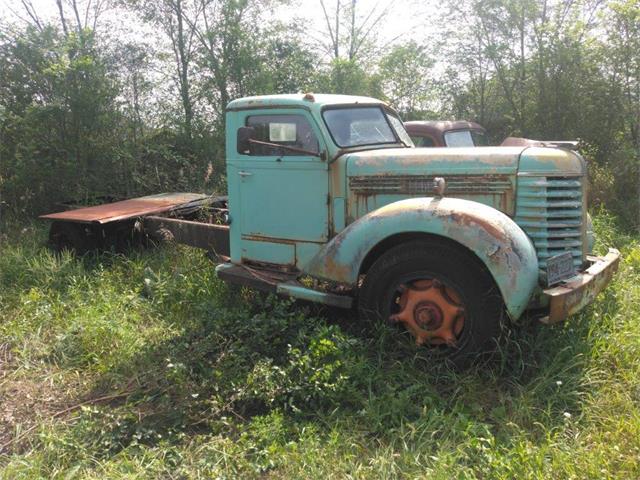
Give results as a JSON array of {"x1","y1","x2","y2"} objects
[{"x1": 305, "y1": 197, "x2": 539, "y2": 320}]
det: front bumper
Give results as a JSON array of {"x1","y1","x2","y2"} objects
[{"x1": 540, "y1": 248, "x2": 621, "y2": 324}]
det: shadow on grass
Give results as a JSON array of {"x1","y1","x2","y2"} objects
[
  {"x1": 3, "y1": 229, "x2": 620, "y2": 465},
  {"x1": 67, "y1": 282, "x2": 615, "y2": 461}
]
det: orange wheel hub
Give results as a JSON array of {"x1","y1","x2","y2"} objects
[{"x1": 389, "y1": 279, "x2": 465, "y2": 347}]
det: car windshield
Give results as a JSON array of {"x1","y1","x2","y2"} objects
[{"x1": 323, "y1": 106, "x2": 412, "y2": 148}]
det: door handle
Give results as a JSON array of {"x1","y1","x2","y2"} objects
[{"x1": 238, "y1": 171, "x2": 253, "y2": 177}]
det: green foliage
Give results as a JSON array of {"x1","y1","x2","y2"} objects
[
  {"x1": 0, "y1": 27, "x2": 121, "y2": 214},
  {"x1": 313, "y1": 58, "x2": 383, "y2": 98},
  {"x1": 437, "y1": 0, "x2": 639, "y2": 229},
  {"x1": 1, "y1": 1, "x2": 637, "y2": 229},
  {"x1": 378, "y1": 41, "x2": 436, "y2": 118},
  {"x1": 1, "y1": 213, "x2": 640, "y2": 478}
]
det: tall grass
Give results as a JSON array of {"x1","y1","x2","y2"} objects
[{"x1": 0, "y1": 213, "x2": 639, "y2": 479}]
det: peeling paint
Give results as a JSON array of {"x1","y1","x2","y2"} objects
[{"x1": 304, "y1": 197, "x2": 539, "y2": 319}]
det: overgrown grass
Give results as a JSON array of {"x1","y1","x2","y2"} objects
[{"x1": 1, "y1": 213, "x2": 639, "y2": 479}]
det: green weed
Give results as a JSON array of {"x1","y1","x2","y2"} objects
[{"x1": 1, "y1": 212, "x2": 639, "y2": 479}]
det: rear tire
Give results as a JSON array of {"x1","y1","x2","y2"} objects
[{"x1": 357, "y1": 240, "x2": 504, "y2": 368}]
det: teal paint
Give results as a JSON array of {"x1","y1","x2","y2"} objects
[
  {"x1": 295, "y1": 242, "x2": 323, "y2": 270},
  {"x1": 222, "y1": 94, "x2": 599, "y2": 319},
  {"x1": 227, "y1": 107, "x2": 329, "y2": 266},
  {"x1": 514, "y1": 176, "x2": 585, "y2": 269},
  {"x1": 238, "y1": 160, "x2": 328, "y2": 241},
  {"x1": 241, "y1": 240, "x2": 295, "y2": 265},
  {"x1": 518, "y1": 147, "x2": 586, "y2": 176},
  {"x1": 304, "y1": 197, "x2": 539, "y2": 319}
]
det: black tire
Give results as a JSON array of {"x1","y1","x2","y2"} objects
[{"x1": 357, "y1": 239, "x2": 504, "y2": 368}]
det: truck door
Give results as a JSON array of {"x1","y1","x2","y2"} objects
[{"x1": 228, "y1": 109, "x2": 329, "y2": 268}]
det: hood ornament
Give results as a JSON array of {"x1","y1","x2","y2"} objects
[{"x1": 433, "y1": 177, "x2": 446, "y2": 197}]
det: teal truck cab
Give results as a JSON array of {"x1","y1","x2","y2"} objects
[{"x1": 42, "y1": 93, "x2": 620, "y2": 364}]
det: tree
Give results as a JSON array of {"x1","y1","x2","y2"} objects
[
  {"x1": 600, "y1": 0, "x2": 640, "y2": 229},
  {"x1": 378, "y1": 41, "x2": 435, "y2": 118},
  {"x1": 318, "y1": 0, "x2": 392, "y2": 62},
  {"x1": 0, "y1": 25, "x2": 122, "y2": 212},
  {"x1": 131, "y1": 0, "x2": 197, "y2": 139}
]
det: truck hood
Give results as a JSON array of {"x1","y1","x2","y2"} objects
[
  {"x1": 342, "y1": 147, "x2": 525, "y2": 221},
  {"x1": 341, "y1": 146, "x2": 585, "y2": 222},
  {"x1": 344, "y1": 146, "x2": 525, "y2": 176}
]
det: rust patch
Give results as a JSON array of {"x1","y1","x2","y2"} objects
[
  {"x1": 348, "y1": 174, "x2": 512, "y2": 196},
  {"x1": 306, "y1": 225, "x2": 354, "y2": 282},
  {"x1": 447, "y1": 211, "x2": 507, "y2": 243},
  {"x1": 143, "y1": 216, "x2": 230, "y2": 256},
  {"x1": 40, "y1": 193, "x2": 209, "y2": 224},
  {"x1": 240, "y1": 258, "x2": 299, "y2": 274},
  {"x1": 441, "y1": 209, "x2": 526, "y2": 290},
  {"x1": 347, "y1": 173, "x2": 516, "y2": 217},
  {"x1": 321, "y1": 256, "x2": 352, "y2": 281},
  {"x1": 241, "y1": 234, "x2": 299, "y2": 245},
  {"x1": 543, "y1": 249, "x2": 620, "y2": 323},
  {"x1": 317, "y1": 232, "x2": 352, "y2": 280}
]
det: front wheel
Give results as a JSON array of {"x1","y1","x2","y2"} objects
[{"x1": 357, "y1": 240, "x2": 504, "y2": 367}]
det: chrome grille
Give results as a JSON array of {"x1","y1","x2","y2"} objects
[{"x1": 515, "y1": 176, "x2": 585, "y2": 268}]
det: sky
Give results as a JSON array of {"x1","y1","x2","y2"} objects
[{"x1": 0, "y1": 0, "x2": 438, "y2": 53}]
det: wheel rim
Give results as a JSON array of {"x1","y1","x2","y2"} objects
[{"x1": 389, "y1": 278, "x2": 466, "y2": 347}]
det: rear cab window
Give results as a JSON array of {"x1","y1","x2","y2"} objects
[
  {"x1": 444, "y1": 130, "x2": 475, "y2": 147},
  {"x1": 444, "y1": 129, "x2": 487, "y2": 147}
]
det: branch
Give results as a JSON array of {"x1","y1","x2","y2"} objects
[
  {"x1": 319, "y1": 0, "x2": 338, "y2": 58},
  {"x1": 20, "y1": 0, "x2": 43, "y2": 30},
  {"x1": 70, "y1": 0, "x2": 83, "y2": 33},
  {"x1": 56, "y1": 0, "x2": 69, "y2": 37},
  {"x1": 0, "y1": 390, "x2": 135, "y2": 454},
  {"x1": 351, "y1": 1, "x2": 392, "y2": 59},
  {"x1": 84, "y1": 0, "x2": 92, "y2": 30}
]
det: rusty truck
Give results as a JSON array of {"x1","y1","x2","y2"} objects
[
  {"x1": 405, "y1": 120, "x2": 487, "y2": 148},
  {"x1": 41, "y1": 93, "x2": 620, "y2": 365},
  {"x1": 405, "y1": 119, "x2": 579, "y2": 150}
]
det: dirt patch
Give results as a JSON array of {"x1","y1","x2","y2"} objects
[{"x1": 0, "y1": 345, "x2": 66, "y2": 453}]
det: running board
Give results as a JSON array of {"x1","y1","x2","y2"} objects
[{"x1": 215, "y1": 263, "x2": 353, "y2": 309}]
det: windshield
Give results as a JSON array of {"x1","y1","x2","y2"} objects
[
  {"x1": 323, "y1": 107, "x2": 411, "y2": 148},
  {"x1": 386, "y1": 113, "x2": 414, "y2": 147}
]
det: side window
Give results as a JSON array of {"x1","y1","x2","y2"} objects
[
  {"x1": 410, "y1": 135, "x2": 435, "y2": 147},
  {"x1": 245, "y1": 114, "x2": 319, "y2": 156}
]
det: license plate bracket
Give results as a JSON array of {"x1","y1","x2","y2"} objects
[{"x1": 547, "y1": 252, "x2": 576, "y2": 286}]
